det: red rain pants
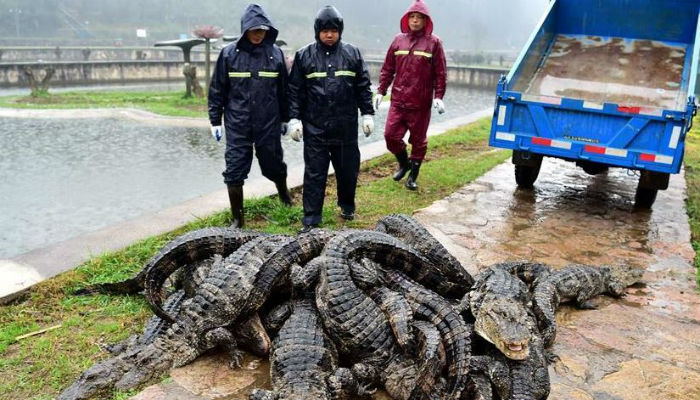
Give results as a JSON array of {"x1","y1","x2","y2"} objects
[{"x1": 383, "y1": 104, "x2": 432, "y2": 162}]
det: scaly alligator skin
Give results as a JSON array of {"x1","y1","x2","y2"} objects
[
  {"x1": 104, "y1": 289, "x2": 188, "y2": 355},
  {"x1": 466, "y1": 266, "x2": 532, "y2": 360},
  {"x1": 58, "y1": 235, "x2": 290, "y2": 400},
  {"x1": 376, "y1": 214, "x2": 474, "y2": 295},
  {"x1": 323, "y1": 230, "x2": 458, "y2": 298},
  {"x1": 369, "y1": 284, "x2": 416, "y2": 354},
  {"x1": 471, "y1": 321, "x2": 550, "y2": 400},
  {"x1": 249, "y1": 299, "x2": 342, "y2": 400},
  {"x1": 242, "y1": 230, "x2": 335, "y2": 318},
  {"x1": 533, "y1": 264, "x2": 643, "y2": 347},
  {"x1": 411, "y1": 320, "x2": 447, "y2": 398},
  {"x1": 382, "y1": 268, "x2": 472, "y2": 400},
  {"x1": 76, "y1": 227, "x2": 261, "y2": 296},
  {"x1": 492, "y1": 261, "x2": 553, "y2": 288}
]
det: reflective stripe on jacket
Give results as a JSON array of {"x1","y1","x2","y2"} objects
[
  {"x1": 377, "y1": 32, "x2": 446, "y2": 110},
  {"x1": 288, "y1": 41, "x2": 374, "y2": 144}
]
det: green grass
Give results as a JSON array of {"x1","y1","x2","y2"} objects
[
  {"x1": 0, "y1": 90, "x2": 207, "y2": 117},
  {"x1": 0, "y1": 117, "x2": 508, "y2": 400},
  {"x1": 685, "y1": 118, "x2": 700, "y2": 289}
]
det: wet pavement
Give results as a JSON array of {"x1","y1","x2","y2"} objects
[
  {"x1": 130, "y1": 158, "x2": 699, "y2": 400},
  {"x1": 415, "y1": 159, "x2": 699, "y2": 399}
]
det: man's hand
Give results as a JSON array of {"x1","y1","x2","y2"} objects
[
  {"x1": 281, "y1": 122, "x2": 288, "y2": 136},
  {"x1": 288, "y1": 118, "x2": 303, "y2": 142},
  {"x1": 374, "y1": 93, "x2": 384, "y2": 111},
  {"x1": 361, "y1": 115, "x2": 374, "y2": 137},
  {"x1": 211, "y1": 125, "x2": 223, "y2": 141},
  {"x1": 433, "y1": 98, "x2": 445, "y2": 114}
]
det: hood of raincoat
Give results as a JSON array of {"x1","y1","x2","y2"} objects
[
  {"x1": 240, "y1": 3, "x2": 278, "y2": 46},
  {"x1": 400, "y1": 0, "x2": 433, "y2": 35},
  {"x1": 314, "y1": 5, "x2": 344, "y2": 42}
]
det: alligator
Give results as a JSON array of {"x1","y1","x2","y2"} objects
[
  {"x1": 463, "y1": 265, "x2": 533, "y2": 361},
  {"x1": 470, "y1": 320, "x2": 551, "y2": 400},
  {"x1": 146, "y1": 229, "x2": 332, "y2": 322},
  {"x1": 532, "y1": 263, "x2": 643, "y2": 347},
  {"x1": 58, "y1": 234, "x2": 292, "y2": 400},
  {"x1": 411, "y1": 320, "x2": 447, "y2": 397},
  {"x1": 323, "y1": 229, "x2": 462, "y2": 298},
  {"x1": 250, "y1": 298, "x2": 371, "y2": 400},
  {"x1": 104, "y1": 289, "x2": 187, "y2": 355},
  {"x1": 316, "y1": 252, "x2": 436, "y2": 400},
  {"x1": 375, "y1": 214, "x2": 474, "y2": 297},
  {"x1": 492, "y1": 261, "x2": 553, "y2": 288},
  {"x1": 75, "y1": 227, "x2": 261, "y2": 296},
  {"x1": 381, "y1": 267, "x2": 473, "y2": 400}
]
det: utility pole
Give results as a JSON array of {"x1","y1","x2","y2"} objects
[{"x1": 9, "y1": 8, "x2": 21, "y2": 37}]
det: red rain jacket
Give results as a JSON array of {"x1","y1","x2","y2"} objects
[{"x1": 377, "y1": 0, "x2": 447, "y2": 110}]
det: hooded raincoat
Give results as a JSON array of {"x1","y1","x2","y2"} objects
[
  {"x1": 377, "y1": 0, "x2": 447, "y2": 161},
  {"x1": 208, "y1": 4, "x2": 289, "y2": 186},
  {"x1": 288, "y1": 5, "x2": 374, "y2": 226}
]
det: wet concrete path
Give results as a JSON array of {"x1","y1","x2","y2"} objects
[{"x1": 131, "y1": 158, "x2": 699, "y2": 400}]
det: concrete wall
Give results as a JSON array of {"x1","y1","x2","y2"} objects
[
  {"x1": 365, "y1": 61, "x2": 506, "y2": 89},
  {"x1": 0, "y1": 60, "x2": 207, "y2": 88},
  {"x1": 0, "y1": 47, "x2": 208, "y2": 62},
  {"x1": 0, "y1": 60, "x2": 508, "y2": 89}
]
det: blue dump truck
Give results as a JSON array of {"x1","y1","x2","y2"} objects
[{"x1": 489, "y1": 0, "x2": 699, "y2": 208}]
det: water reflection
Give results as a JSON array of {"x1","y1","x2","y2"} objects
[{"x1": 0, "y1": 86, "x2": 493, "y2": 259}]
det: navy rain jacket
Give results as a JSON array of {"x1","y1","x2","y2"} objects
[
  {"x1": 287, "y1": 6, "x2": 374, "y2": 145},
  {"x1": 208, "y1": 4, "x2": 289, "y2": 138}
]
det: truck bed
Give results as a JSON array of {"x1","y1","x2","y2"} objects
[{"x1": 513, "y1": 34, "x2": 688, "y2": 110}]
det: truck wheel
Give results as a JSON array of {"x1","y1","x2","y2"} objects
[
  {"x1": 634, "y1": 187, "x2": 657, "y2": 209},
  {"x1": 580, "y1": 162, "x2": 609, "y2": 175},
  {"x1": 515, "y1": 164, "x2": 541, "y2": 189}
]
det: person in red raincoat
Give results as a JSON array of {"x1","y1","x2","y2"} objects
[{"x1": 375, "y1": 0, "x2": 447, "y2": 190}]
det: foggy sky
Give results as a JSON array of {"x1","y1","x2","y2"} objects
[{"x1": 0, "y1": 0, "x2": 550, "y2": 52}]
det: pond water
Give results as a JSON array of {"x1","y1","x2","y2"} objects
[{"x1": 0, "y1": 86, "x2": 494, "y2": 259}]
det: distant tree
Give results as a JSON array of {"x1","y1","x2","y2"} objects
[
  {"x1": 193, "y1": 25, "x2": 224, "y2": 95},
  {"x1": 23, "y1": 66, "x2": 55, "y2": 97}
]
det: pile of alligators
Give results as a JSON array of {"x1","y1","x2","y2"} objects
[{"x1": 61, "y1": 214, "x2": 642, "y2": 400}]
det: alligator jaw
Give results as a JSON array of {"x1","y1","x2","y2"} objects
[{"x1": 501, "y1": 340, "x2": 529, "y2": 360}]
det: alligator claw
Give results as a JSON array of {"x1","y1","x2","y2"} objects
[
  {"x1": 357, "y1": 383, "x2": 377, "y2": 397},
  {"x1": 229, "y1": 349, "x2": 244, "y2": 369}
]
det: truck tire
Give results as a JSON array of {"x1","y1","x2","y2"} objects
[
  {"x1": 634, "y1": 187, "x2": 657, "y2": 209},
  {"x1": 515, "y1": 164, "x2": 541, "y2": 189},
  {"x1": 578, "y1": 161, "x2": 609, "y2": 175}
]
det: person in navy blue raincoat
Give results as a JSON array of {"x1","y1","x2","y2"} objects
[
  {"x1": 287, "y1": 5, "x2": 375, "y2": 232},
  {"x1": 208, "y1": 3, "x2": 291, "y2": 228}
]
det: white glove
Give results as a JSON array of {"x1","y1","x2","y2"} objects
[
  {"x1": 281, "y1": 122, "x2": 288, "y2": 136},
  {"x1": 433, "y1": 98, "x2": 445, "y2": 114},
  {"x1": 361, "y1": 114, "x2": 374, "y2": 137},
  {"x1": 210, "y1": 125, "x2": 223, "y2": 141},
  {"x1": 374, "y1": 93, "x2": 384, "y2": 111},
  {"x1": 288, "y1": 118, "x2": 303, "y2": 142}
]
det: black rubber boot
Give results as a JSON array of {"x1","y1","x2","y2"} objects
[
  {"x1": 227, "y1": 184, "x2": 244, "y2": 228},
  {"x1": 405, "y1": 160, "x2": 421, "y2": 191},
  {"x1": 393, "y1": 149, "x2": 410, "y2": 181},
  {"x1": 275, "y1": 179, "x2": 293, "y2": 206}
]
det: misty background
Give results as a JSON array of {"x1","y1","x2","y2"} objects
[{"x1": 0, "y1": 0, "x2": 549, "y2": 54}]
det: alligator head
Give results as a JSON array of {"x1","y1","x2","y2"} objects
[
  {"x1": 58, "y1": 343, "x2": 173, "y2": 400},
  {"x1": 474, "y1": 298, "x2": 532, "y2": 360},
  {"x1": 605, "y1": 265, "x2": 644, "y2": 296}
]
